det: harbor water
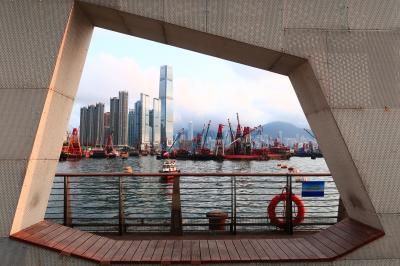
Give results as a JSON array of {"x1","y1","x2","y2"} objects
[{"x1": 46, "y1": 156, "x2": 338, "y2": 233}]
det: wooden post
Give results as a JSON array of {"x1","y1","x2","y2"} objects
[
  {"x1": 337, "y1": 197, "x2": 347, "y2": 222},
  {"x1": 171, "y1": 175, "x2": 183, "y2": 235},
  {"x1": 118, "y1": 176, "x2": 125, "y2": 235},
  {"x1": 63, "y1": 176, "x2": 72, "y2": 227}
]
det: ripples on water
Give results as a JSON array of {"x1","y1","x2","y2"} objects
[
  {"x1": 47, "y1": 157, "x2": 338, "y2": 232},
  {"x1": 56, "y1": 156, "x2": 329, "y2": 173}
]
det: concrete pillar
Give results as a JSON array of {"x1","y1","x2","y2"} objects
[{"x1": 0, "y1": 1, "x2": 93, "y2": 235}]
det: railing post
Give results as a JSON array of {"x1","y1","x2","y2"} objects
[
  {"x1": 171, "y1": 175, "x2": 183, "y2": 235},
  {"x1": 118, "y1": 176, "x2": 125, "y2": 235},
  {"x1": 230, "y1": 176, "x2": 235, "y2": 234},
  {"x1": 63, "y1": 176, "x2": 72, "y2": 227},
  {"x1": 285, "y1": 174, "x2": 293, "y2": 235},
  {"x1": 337, "y1": 197, "x2": 347, "y2": 222},
  {"x1": 233, "y1": 176, "x2": 237, "y2": 234}
]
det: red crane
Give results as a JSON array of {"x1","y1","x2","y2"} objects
[
  {"x1": 67, "y1": 128, "x2": 83, "y2": 160},
  {"x1": 234, "y1": 113, "x2": 242, "y2": 154},
  {"x1": 214, "y1": 124, "x2": 225, "y2": 156},
  {"x1": 105, "y1": 133, "x2": 117, "y2": 158}
]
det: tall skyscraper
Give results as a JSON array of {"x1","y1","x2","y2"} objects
[
  {"x1": 151, "y1": 98, "x2": 161, "y2": 149},
  {"x1": 128, "y1": 109, "x2": 135, "y2": 146},
  {"x1": 159, "y1": 65, "x2": 174, "y2": 148},
  {"x1": 110, "y1": 97, "x2": 119, "y2": 145},
  {"x1": 188, "y1": 121, "x2": 193, "y2": 141},
  {"x1": 134, "y1": 100, "x2": 141, "y2": 147},
  {"x1": 118, "y1": 91, "x2": 129, "y2": 146}
]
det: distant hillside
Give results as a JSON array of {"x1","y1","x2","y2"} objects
[
  {"x1": 260, "y1": 121, "x2": 311, "y2": 140},
  {"x1": 175, "y1": 121, "x2": 312, "y2": 140}
]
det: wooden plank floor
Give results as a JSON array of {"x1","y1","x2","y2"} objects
[{"x1": 10, "y1": 218, "x2": 383, "y2": 264}]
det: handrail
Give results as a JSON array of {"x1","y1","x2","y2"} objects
[
  {"x1": 47, "y1": 172, "x2": 338, "y2": 236},
  {"x1": 55, "y1": 172, "x2": 331, "y2": 177}
]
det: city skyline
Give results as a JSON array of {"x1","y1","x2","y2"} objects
[
  {"x1": 79, "y1": 66, "x2": 173, "y2": 149},
  {"x1": 70, "y1": 28, "x2": 309, "y2": 133}
]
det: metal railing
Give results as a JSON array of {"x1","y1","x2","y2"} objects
[{"x1": 45, "y1": 172, "x2": 339, "y2": 235}]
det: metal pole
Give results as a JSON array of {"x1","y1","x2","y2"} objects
[
  {"x1": 63, "y1": 176, "x2": 71, "y2": 227},
  {"x1": 230, "y1": 176, "x2": 234, "y2": 233},
  {"x1": 118, "y1": 176, "x2": 125, "y2": 235},
  {"x1": 233, "y1": 176, "x2": 237, "y2": 234},
  {"x1": 285, "y1": 175, "x2": 293, "y2": 235},
  {"x1": 171, "y1": 175, "x2": 183, "y2": 235}
]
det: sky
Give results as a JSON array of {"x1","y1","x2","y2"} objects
[{"x1": 71, "y1": 27, "x2": 309, "y2": 131}]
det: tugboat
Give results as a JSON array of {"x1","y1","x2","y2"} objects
[
  {"x1": 66, "y1": 128, "x2": 83, "y2": 161},
  {"x1": 105, "y1": 133, "x2": 118, "y2": 158},
  {"x1": 119, "y1": 146, "x2": 129, "y2": 160},
  {"x1": 160, "y1": 159, "x2": 180, "y2": 181}
]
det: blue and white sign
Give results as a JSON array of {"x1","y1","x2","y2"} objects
[{"x1": 302, "y1": 181, "x2": 325, "y2": 197}]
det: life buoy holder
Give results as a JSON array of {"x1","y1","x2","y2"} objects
[{"x1": 267, "y1": 192, "x2": 305, "y2": 228}]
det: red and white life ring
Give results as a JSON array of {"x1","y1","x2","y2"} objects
[{"x1": 267, "y1": 192, "x2": 305, "y2": 228}]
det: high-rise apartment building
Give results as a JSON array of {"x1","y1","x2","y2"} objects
[
  {"x1": 132, "y1": 94, "x2": 151, "y2": 150},
  {"x1": 128, "y1": 109, "x2": 135, "y2": 146},
  {"x1": 133, "y1": 100, "x2": 141, "y2": 147},
  {"x1": 151, "y1": 98, "x2": 161, "y2": 149},
  {"x1": 79, "y1": 106, "x2": 88, "y2": 145},
  {"x1": 104, "y1": 112, "x2": 110, "y2": 127},
  {"x1": 104, "y1": 112, "x2": 111, "y2": 142},
  {"x1": 159, "y1": 65, "x2": 174, "y2": 148},
  {"x1": 94, "y1": 103, "x2": 104, "y2": 145},
  {"x1": 87, "y1": 105, "x2": 96, "y2": 146},
  {"x1": 118, "y1": 91, "x2": 128, "y2": 146},
  {"x1": 139, "y1": 93, "x2": 150, "y2": 150},
  {"x1": 110, "y1": 97, "x2": 119, "y2": 145},
  {"x1": 149, "y1": 109, "x2": 153, "y2": 145},
  {"x1": 79, "y1": 103, "x2": 104, "y2": 146}
]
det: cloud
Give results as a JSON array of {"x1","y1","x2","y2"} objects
[{"x1": 70, "y1": 53, "x2": 308, "y2": 131}]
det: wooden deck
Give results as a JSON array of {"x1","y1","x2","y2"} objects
[{"x1": 10, "y1": 219, "x2": 383, "y2": 264}]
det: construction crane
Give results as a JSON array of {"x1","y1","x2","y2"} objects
[
  {"x1": 214, "y1": 124, "x2": 225, "y2": 156},
  {"x1": 227, "y1": 119, "x2": 235, "y2": 143},
  {"x1": 195, "y1": 123, "x2": 206, "y2": 152},
  {"x1": 201, "y1": 120, "x2": 212, "y2": 150},
  {"x1": 234, "y1": 113, "x2": 242, "y2": 154},
  {"x1": 304, "y1": 128, "x2": 316, "y2": 139},
  {"x1": 168, "y1": 128, "x2": 184, "y2": 153},
  {"x1": 67, "y1": 128, "x2": 83, "y2": 160},
  {"x1": 227, "y1": 125, "x2": 262, "y2": 148}
]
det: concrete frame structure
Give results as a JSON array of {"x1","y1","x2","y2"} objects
[{"x1": 1, "y1": 0, "x2": 400, "y2": 265}]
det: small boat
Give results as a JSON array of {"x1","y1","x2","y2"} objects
[
  {"x1": 159, "y1": 159, "x2": 180, "y2": 180},
  {"x1": 120, "y1": 151, "x2": 129, "y2": 160},
  {"x1": 91, "y1": 147, "x2": 106, "y2": 158},
  {"x1": 129, "y1": 150, "x2": 140, "y2": 156},
  {"x1": 104, "y1": 134, "x2": 117, "y2": 158}
]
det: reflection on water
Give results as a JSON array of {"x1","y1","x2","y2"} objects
[{"x1": 57, "y1": 156, "x2": 329, "y2": 174}]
